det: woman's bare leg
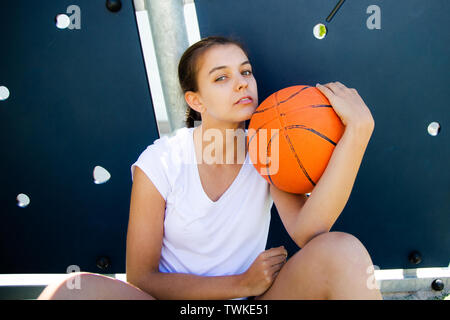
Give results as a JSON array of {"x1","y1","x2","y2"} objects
[
  {"x1": 37, "y1": 272, "x2": 155, "y2": 300},
  {"x1": 255, "y1": 231, "x2": 383, "y2": 300}
]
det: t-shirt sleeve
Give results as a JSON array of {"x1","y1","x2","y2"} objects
[{"x1": 130, "y1": 143, "x2": 171, "y2": 201}]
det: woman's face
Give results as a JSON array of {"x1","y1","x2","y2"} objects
[{"x1": 188, "y1": 44, "x2": 258, "y2": 126}]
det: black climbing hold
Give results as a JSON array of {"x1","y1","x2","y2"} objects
[
  {"x1": 96, "y1": 256, "x2": 111, "y2": 270},
  {"x1": 408, "y1": 251, "x2": 422, "y2": 265},
  {"x1": 106, "y1": 0, "x2": 122, "y2": 13},
  {"x1": 431, "y1": 279, "x2": 444, "y2": 291}
]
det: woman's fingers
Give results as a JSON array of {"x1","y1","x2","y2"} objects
[
  {"x1": 263, "y1": 246, "x2": 288, "y2": 258},
  {"x1": 331, "y1": 81, "x2": 347, "y2": 91},
  {"x1": 266, "y1": 253, "x2": 287, "y2": 266},
  {"x1": 324, "y1": 81, "x2": 346, "y2": 94},
  {"x1": 316, "y1": 81, "x2": 374, "y2": 129},
  {"x1": 317, "y1": 81, "x2": 350, "y2": 96},
  {"x1": 267, "y1": 256, "x2": 286, "y2": 276},
  {"x1": 269, "y1": 262, "x2": 284, "y2": 279},
  {"x1": 316, "y1": 83, "x2": 335, "y2": 97},
  {"x1": 263, "y1": 246, "x2": 287, "y2": 279},
  {"x1": 270, "y1": 261, "x2": 285, "y2": 270}
]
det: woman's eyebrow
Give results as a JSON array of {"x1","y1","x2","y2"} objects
[{"x1": 208, "y1": 60, "x2": 250, "y2": 75}]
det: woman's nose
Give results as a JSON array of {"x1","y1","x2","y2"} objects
[{"x1": 236, "y1": 75, "x2": 249, "y2": 91}]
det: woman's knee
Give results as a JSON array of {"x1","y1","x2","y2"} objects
[
  {"x1": 40, "y1": 272, "x2": 140, "y2": 300},
  {"x1": 305, "y1": 231, "x2": 365, "y2": 251},
  {"x1": 303, "y1": 232, "x2": 382, "y2": 299},
  {"x1": 302, "y1": 231, "x2": 373, "y2": 269},
  {"x1": 38, "y1": 272, "x2": 103, "y2": 300}
]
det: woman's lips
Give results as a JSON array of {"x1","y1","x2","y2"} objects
[{"x1": 235, "y1": 97, "x2": 253, "y2": 104}]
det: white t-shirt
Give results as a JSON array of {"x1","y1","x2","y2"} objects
[{"x1": 130, "y1": 126, "x2": 273, "y2": 279}]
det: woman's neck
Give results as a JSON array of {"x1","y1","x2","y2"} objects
[{"x1": 194, "y1": 123, "x2": 247, "y2": 167}]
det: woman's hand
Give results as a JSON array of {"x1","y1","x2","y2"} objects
[
  {"x1": 316, "y1": 82, "x2": 375, "y2": 132},
  {"x1": 240, "y1": 246, "x2": 288, "y2": 297}
]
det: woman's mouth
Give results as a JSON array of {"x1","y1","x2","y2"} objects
[{"x1": 235, "y1": 96, "x2": 253, "y2": 105}]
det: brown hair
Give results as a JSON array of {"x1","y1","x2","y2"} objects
[{"x1": 178, "y1": 35, "x2": 250, "y2": 128}]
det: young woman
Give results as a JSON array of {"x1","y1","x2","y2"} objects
[{"x1": 38, "y1": 36, "x2": 382, "y2": 300}]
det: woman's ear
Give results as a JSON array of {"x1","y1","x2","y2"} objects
[{"x1": 185, "y1": 91, "x2": 205, "y2": 113}]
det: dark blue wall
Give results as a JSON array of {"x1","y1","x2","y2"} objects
[
  {"x1": 0, "y1": 1, "x2": 158, "y2": 273},
  {"x1": 195, "y1": 0, "x2": 450, "y2": 269}
]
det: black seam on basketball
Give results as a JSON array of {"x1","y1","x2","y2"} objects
[
  {"x1": 283, "y1": 127, "x2": 317, "y2": 187},
  {"x1": 253, "y1": 105, "x2": 276, "y2": 114},
  {"x1": 286, "y1": 125, "x2": 338, "y2": 146},
  {"x1": 256, "y1": 103, "x2": 331, "y2": 115},
  {"x1": 289, "y1": 104, "x2": 332, "y2": 112},
  {"x1": 265, "y1": 130, "x2": 278, "y2": 188},
  {"x1": 279, "y1": 86, "x2": 312, "y2": 104},
  {"x1": 274, "y1": 91, "x2": 316, "y2": 188},
  {"x1": 247, "y1": 117, "x2": 279, "y2": 150},
  {"x1": 253, "y1": 86, "x2": 313, "y2": 114},
  {"x1": 249, "y1": 104, "x2": 333, "y2": 148},
  {"x1": 310, "y1": 104, "x2": 332, "y2": 108}
]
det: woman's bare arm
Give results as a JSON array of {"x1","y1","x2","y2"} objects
[
  {"x1": 291, "y1": 82, "x2": 375, "y2": 247},
  {"x1": 126, "y1": 166, "x2": 250, "y2": 299},
  {"x1": 291, "y1": 124, "x2": 373, "y2": 247}
]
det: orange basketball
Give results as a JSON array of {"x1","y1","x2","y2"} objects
[{"x1": 247, "y1": 85, "x2": 345, "y2": 194}]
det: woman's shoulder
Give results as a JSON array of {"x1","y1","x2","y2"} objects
[
  {"x1": 146, "y1": 126, "x2": 193, "y2": 164},
  {"x1": 161, "y1": 126, "x2": 193, "y2": 144},
  {"x1": 131, "y1": 127, "x2": 193, "y2": 184}
]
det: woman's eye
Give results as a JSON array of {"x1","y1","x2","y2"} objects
[{"x1": 215, "y1": 70, "x2": 252, "y2": 82}]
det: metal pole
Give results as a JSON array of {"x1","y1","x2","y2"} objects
[{"x1": 142, "y1": 0, "x2": 190, "y2": 132}]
